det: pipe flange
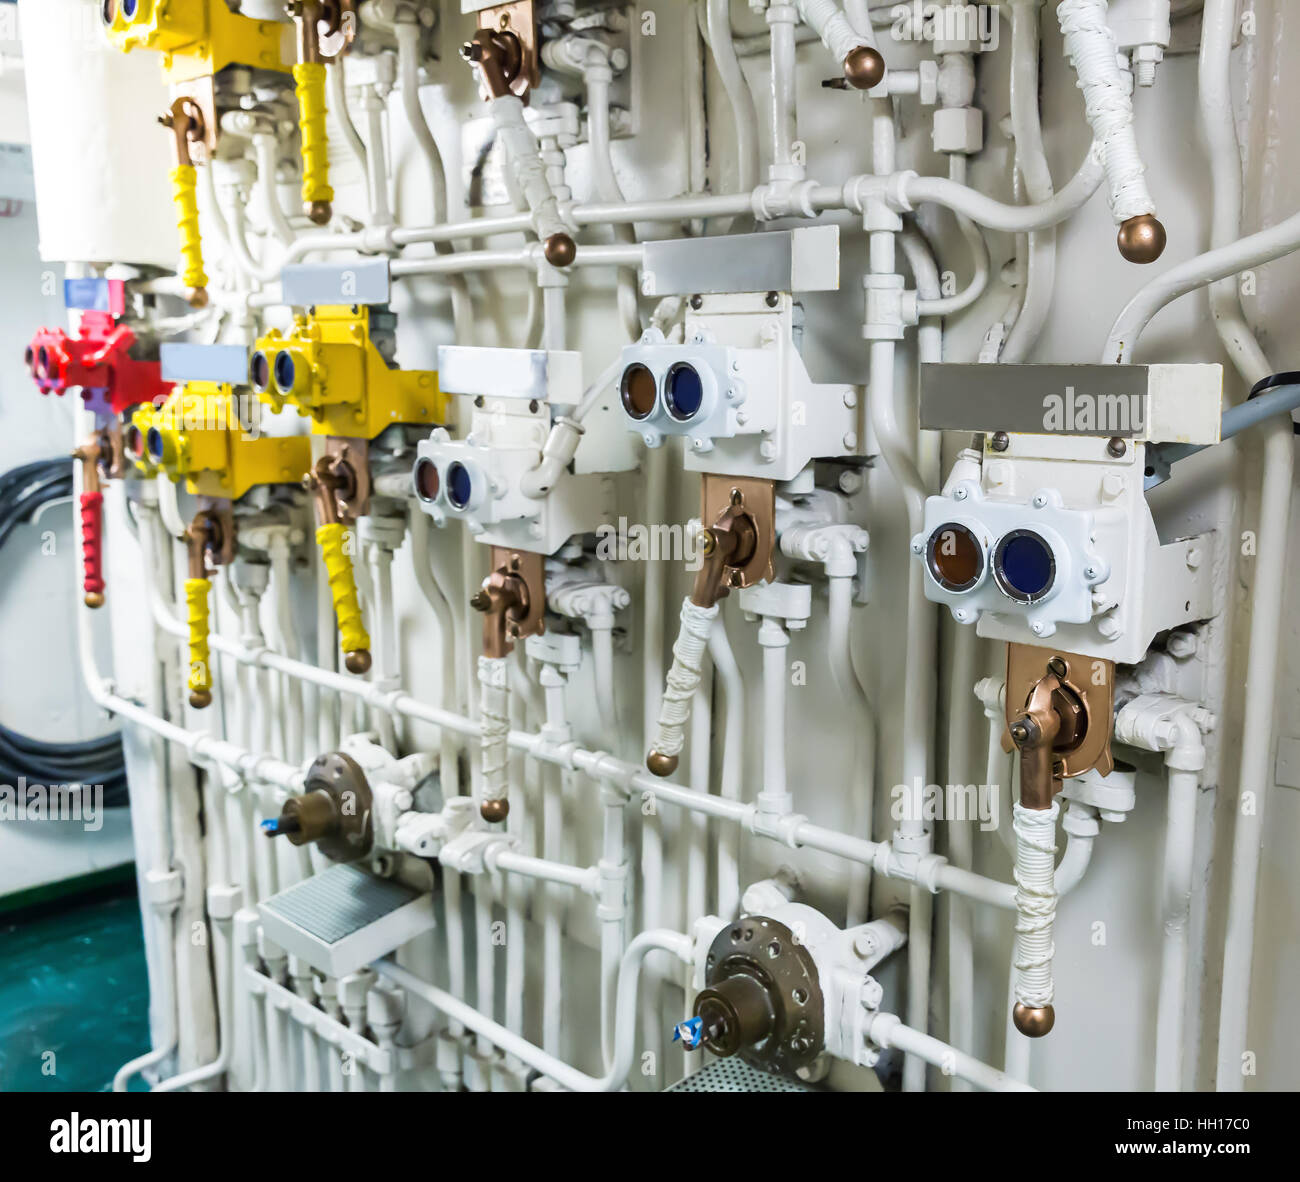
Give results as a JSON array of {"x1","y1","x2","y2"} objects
[{"x1": 696, "y1": 915, "x2": 824, "y2": 1073}]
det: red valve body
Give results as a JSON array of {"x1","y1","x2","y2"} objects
[{"x1": 25, "y1": 312, "x2": 170, "y2": 414}]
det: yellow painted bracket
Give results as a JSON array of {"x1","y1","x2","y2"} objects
[
  {"x1": 131, "y1": 384, "x2": 312, "y2": 501},
  {"x1": 294, "y1": 62, "x2": 333, "y2": 214},
  {"x1": 186, "y1": 576, "x2": 213, "y2": 707},
  {"x1": 317, "y1": 522, "x2": 371, "y2": 661},
  {"x1": 252, "y1": 306, "x2": 450, "y2": 441},
  {"x1": 170, "y1": 164, "x2": 207, "y2": 296},
  {"x1": 105, "y1": 0, "x2": 291, "y2": 83}
]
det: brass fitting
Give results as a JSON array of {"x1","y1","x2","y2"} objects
[
  {"x1": 843, "y1": 45, "x2": 885, "y2": 90},
  {"x1": 1118, "y1": 214, "x2": 1167, "y2": 264},
  {"x1": 461, "y1": 25, "x2": 525, "y2": 101},
  {"x1": 470, "y1": 549, "x2": 545, "y2": 660},
  {"x1": 264, "y1": 751, "x2": 374, "y2": 863}
]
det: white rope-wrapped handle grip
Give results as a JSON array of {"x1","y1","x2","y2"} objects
[
  {"x1": 490, "y1": 95, "x2": 572, "y2": 247},
  {"x1": 1057, "y1": 0, "x2": 1155, "y2": 223},
  {"x1": 647, "y1": 598, "x2": 719, "y2": 774},
  {"x1": 1012, "y1": 801, "x2": 1060, "y2": 1033},
  {"x1": 799, "y1": 0, "x2": 884, "y2": 89},
  {"x1": 799, "y1": 0, "x2": 876, "y2": 60},
  {"x1": 479, "y1": 655, "x2": 510, "y2": 821}
]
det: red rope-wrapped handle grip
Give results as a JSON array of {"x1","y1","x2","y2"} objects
[{"x1": 80, "y1": 490, "x2": 104, "y2": 607}]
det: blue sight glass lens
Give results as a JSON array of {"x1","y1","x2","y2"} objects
[
  {"x1": 995, "y1": 531, "x2": 1056, "y2": 603},
  {"x1": 666, "y1": 364, "x2": 704, "y2": 421},
  {"x1": 273, "y1": 351, "x2": 296, "y2": 394},
  {"x1": 447, "y1": 462, "x2": 473, "y2": 510}
]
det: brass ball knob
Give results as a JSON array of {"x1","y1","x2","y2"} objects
[
  {"x1": 544, "y1": 232, "x2": 577, "y2": 268},
  {"x1": 306, "y1": 199, "x2": 332, "y2": 226},
  {"x1": 1013, "y1": 1002, "x2": 1055, "y2": 1038},
  {"x1": 646, "y1": 750, "x2": 678, "y2": 778},
  {"x1": 843, "y1": 46, "x2": 886, "y2": 91},
  {"x1": 188, "y1": 287, "x2": 210, "y2": 310},
  {"x1": 345, "y1": 649, "x2": 373, "y2": 675},
  {"x1": 84, "y1": 592, "x2": 105, "y2": 609},
  {"x1": 189, "y1": 689, "x2": 213, "y2": 710},
  {"x1": 1117, "y1": 214, "x2": 1167, "y2": 264},
  {"x1": 481, "y1": 798, "x2": 510, "y2": 824}
]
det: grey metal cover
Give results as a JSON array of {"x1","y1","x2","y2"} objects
[
  {"x1": 160, "y1": 343, "x2": 251, "y2": 385},
  {"x1": 643, "y1": 226, "x2": 840, "y2": 296},
  {"x1": 920, "y1": 363, "x2": 1151, "y2": 437},
  {"x1": 280, "y1": 258, "x2": 392, "y2": 309},
  {"x1": 667, "y1": 1057, "x2": 815, "y2": 1092}
]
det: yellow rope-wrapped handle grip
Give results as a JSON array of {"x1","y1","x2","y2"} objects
[
  {"x1": 317, "y1": 522, "x2": 371, "y2": 671},
  {"x1": 185, "y1": 576, "x2": 213, "y2": 709},
  {"x1": 294, "y1": 62, "x2": 333, "y2": 222},
  {"x1": 169, "y1": 164, "x2": 207, "y2": 301}
]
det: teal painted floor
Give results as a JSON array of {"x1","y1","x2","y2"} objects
[{"x1": 0, "y1": 890, "x2": 151, "y2": 1091}]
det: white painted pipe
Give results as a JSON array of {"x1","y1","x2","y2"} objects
[
  {"x1": 1003, "y1": 0, "x2": 1057, "y2": 361},
  {"x1": 707, "y1": 614, "x2": 744, "y2": 921},
  {"x1": 375, "y1": 929, "x2": 693, "y2": 1091},
  {"x1": 867, "y1": 1011, "x2": 1035, "y2": 1092}
]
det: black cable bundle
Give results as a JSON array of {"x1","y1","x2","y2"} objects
[{"x1": 0, "y1": 458, "x2": 129, "y2": 809}]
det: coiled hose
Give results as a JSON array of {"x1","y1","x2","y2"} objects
[{"x1": 0, "y1": 458, "x2": 127, "y2": 806}]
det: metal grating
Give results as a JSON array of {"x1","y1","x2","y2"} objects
[
  {"x1": 260, "y1": 863, "x2": 420, "y2": 946},
  {"x1": 667, "y1": 1057, "x2": 814, "y2": 1093}
]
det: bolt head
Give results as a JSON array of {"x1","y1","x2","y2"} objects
[{"x1": 991, "y1": 432, "x2": 1010, "y2": 452}]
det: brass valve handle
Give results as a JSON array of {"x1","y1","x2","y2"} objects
[
  {"x1": 73, "y1": 435, "x2": 108, "y2": 609},
  {"x1": 470, "y1": 568, "x2": 530, "y2": 824},
  {"x1": 647, "y1": 489, "x2": 761, "y2": 777},
  {"x1": 183, "y1": 509, "x2": 232, "y2": 709},
  {"x1": 289, "y1": 1, "x2": 334, "y2": 224},
  {"x1": 159, "y1": 96, "x2": 209, "y2": 308},
  {"x1": 1006, "y1": 662, "x2": 1085, "y2": 1041},
  {"x1": 306, "y1": 455, "x2": 372, "y2": 675},
  {"x1": 469, "y1": 550, "x2": 545, "y2": 823}
]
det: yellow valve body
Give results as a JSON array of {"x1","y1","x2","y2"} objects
[
  {"x1": 105, "y1": 0, "x2": 291, "y2": 83},
  {"x1": 253, "y1": 306, "x2": 449, "y2": 441},
  {"x1": 185, "y1": 577, "x2": 213, "y2": 696},
  {"x1": 294, "y1": 62, "x2": 333, "y2": 209},
  {"x1": 131, "y1": 383, "x2": 312, "y2": 501},
  {"x1": 317, "y1": 522, "x2": 370, "y2": 656},
  {"x1": 170, "y1": 164, "x2": 207, "y2": 293}
]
